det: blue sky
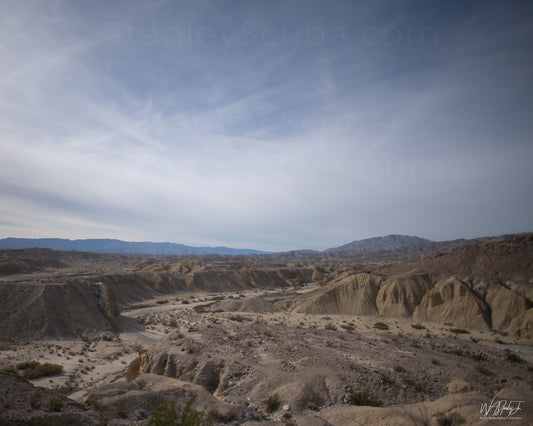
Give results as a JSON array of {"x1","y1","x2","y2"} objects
[{"x1": 1, "y1": 0, "x2": 532, "y2": 251}]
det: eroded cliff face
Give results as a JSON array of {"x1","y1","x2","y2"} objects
[
  {"x1": 291, "y1": 273, "x2": 381, "y2": 315},
  {"x1": 286, "y1": 235, "x2": 533, "y2": 337},
  {"x1": 287, "y1": 271, "x2": 533, "y2": 337},
  {"x1": 0, "y1": 267, "x2": 314, "y2": 339},
  {"x1": 1, "y1": 235, "x2": 531, "y2": 339},
  {"x1": 0, "y1": 281, "x2": 119, "y2": 339}
]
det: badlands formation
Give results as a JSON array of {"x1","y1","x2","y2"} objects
[{"x1": 0, "y1": 234, "x2": 532, "y2": 424}]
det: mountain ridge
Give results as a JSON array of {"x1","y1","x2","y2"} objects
[
  {"x1": 325, "y1": 234, "x2": 433, "y2": 251},
  {"x1": 0, "y1": 238, "x2": 268, "y2": 256},
  {"x1": 0, "y1": 233, "x2": 529, "y2": 259}
]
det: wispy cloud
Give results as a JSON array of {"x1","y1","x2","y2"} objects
[{"x1": 1, "y1": 1, "x2": 532, "y2": 251}]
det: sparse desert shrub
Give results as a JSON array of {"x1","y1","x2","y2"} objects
[
  {"x1": 97, "y1": 411, "x2": 109, "y2": 425},
  {"x1": 434, "y1": 411, "x2": 465, "y2": 425},
  {"x1": 29, "y1": 392, "x2": 40, "y2": 408},
  {"x1": 340, "y1": 324, "x2": 354, "y2": 332},
  {"x1": 29, "y1": 416, "x2": 69, "y2": 425},
  {"x1": 17, "y1": 361, "x2": 40, "y2": 370},
  {"x1": 444, "y1": 348, "x2": 465, "y2": 357},
  {"x1": 263, "y1": 393, "x2": 281, "y2": 413},
  {"x1": 18, "y1": 362, "x2": 63, "y2": 379},
  {"x1": 325, "y1": 340, "x2": 334, "y2": 347},
  {"x1": 469, "y1": 352, "x2": 486, "y2": 361},
  {"x1": 136, "y1": 379, "x2": 147, "y2": 389},
  {"x1": 411, "y1": 324, "x2": 426, "y2": 330},
  {"x1": 325, "y1": 323, "x2": 336, "y2": 331},
  {"x1": 156, "y1": 299, "x2": 168, "y2": 305},
  {"x1": 1, "y1": 365, "x2": 18, "y2": 373},
  {"x1": 229, "y1": 315, "x2": 249, "y2": 322},
  {"x1": 348, "y1": 392, "x2": 383, "y2": 407},
  {"x1": 379, "y1": 373, "x2": 391, "y2": 384},
  {"x1": 401, "y1": 375, "x2": 415, "y2": 386},
  {"x1": 115, "y1": 402, "x2": 127, "y2": 419},
  {"x1": 148, "y1": 395, "x2": 206, "y2": 426},
  {"x1": 206, "y1": 407, "x2": 238, "y2": 423},
  {"x1": 506, "y1": 352, "x2": 524, "y2": 363},
  {"x1": 431, "y1": 359, "x2": 441, "y2": 365},
  {"x1": 48, "y1": 397, "x2": 63, "y2": 412},
  {"x1": 393, "y1": 365, "x2": 406, "y2": 373},
  {"x1": 373, "y1": 322, "x2": 389, "y2": 330},
  {"x1": 185, "y1": 343, "x2": 197, "y2": 354},
  {"x1": 193, "y1": 305, "x2": 208, "y2": 313},
  {"x1": 476, "y1": 365, "x2": 492, "y2": 375},
  {"x1": 449, "y1": 328, "x2": 469, "y2": 334}
]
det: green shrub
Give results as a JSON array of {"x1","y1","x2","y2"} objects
[
  {"x1": 1, "y1": 365, "x2": 18, "y2": 373},
  {"x1": 17, "y1": 361, "x2": 40, "y2": 370},
  {"x1": 115, "y1": 402, "x2": 127, "y2": 419},
  {"x1": 48, "y1": 398, "x2": 63, "y2": 412},
  {"x1": 263, "y1": 393, "x2": 281, "y2": 413},
  {"x1": 349, "y1": 392, "x2": 383, "y2": 407},
  {"x1": 29, "y1": 392, "x2": 40, "y2": 408},
  {"x1": 148, "y1": 395, "x2": 205, "y2": 426},
  {"x1": 23, "y1": 363, "x2": 63, "y2": 380},
  {"x1": 3, "y1": 361, "x2": 63, "y2": 379}
]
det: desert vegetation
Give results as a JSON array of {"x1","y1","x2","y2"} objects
[{"x1": 0, "y1": 234, "x2": 532, "y2": 424}]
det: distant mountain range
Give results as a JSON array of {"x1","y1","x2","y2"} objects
[
  {"x1": 0, "y1": 233, "x2": 527, "y2": 260},
  {"x1": 0, "y1": 238, "x2": 268, "y2": 256},
  {"x1": 325, "y1": 235, "x2": 433, "y2": 251},
  {"x1": 268, "y1": 233, "x2": 526, "y2": 261}
]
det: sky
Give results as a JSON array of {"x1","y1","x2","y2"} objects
[{"x1": 1, "y1": 0, "x2": 532, "y2": 252}]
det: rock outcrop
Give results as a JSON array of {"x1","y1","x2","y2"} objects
[
  {"x1": 413, "y1": 277, "x2": 491, "y2": 330},
  {"x1": 0, "y1": 281, "x2": 119, "y2": 339},
  {"x1": 291, "y1": 273, "x2": 381, "y2": 315},
  {"x1": 376, "y1": 274, "x2": 434, "y2": 318}
]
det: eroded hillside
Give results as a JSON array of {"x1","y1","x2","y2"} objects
[{"x1": 0, "y1": 235, "x2": 532, "y2": 424}]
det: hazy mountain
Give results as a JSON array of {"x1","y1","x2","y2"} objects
[
  {"x1": 0, "y1": 238, "x2": 268, "y2": 256},
  {"x1": 325, "y1": 234, "x2": 433, "y2": 252},
  {"x1": 322, "y1": 233, "x2": 523, "y2": 261}
]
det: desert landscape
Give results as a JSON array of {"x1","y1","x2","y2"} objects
[{"x1": 0, "y1": 234, "x2": 532, "y2": 425}]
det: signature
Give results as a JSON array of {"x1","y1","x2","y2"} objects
[{"x1": 480, "y1": 397, "x2": 524, "y2": 418}]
